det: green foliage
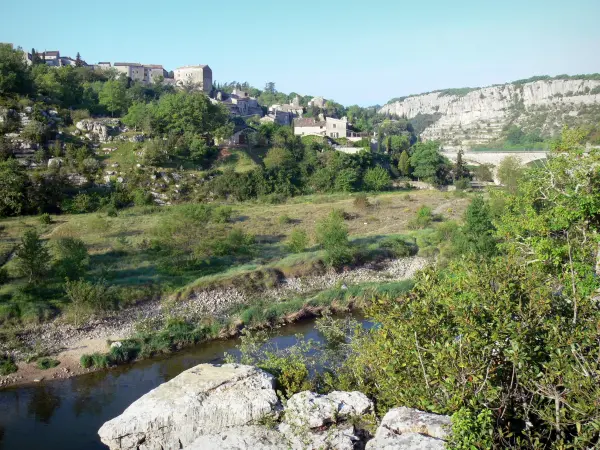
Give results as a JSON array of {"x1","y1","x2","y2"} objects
[
  {"x1": 64, "y1": 279, "x2": 112, "y2": 326},
  {"x1": 409, "y1": 141, "x2": 449, "y2": 185},
  {"x1": 497, "y1": 155, "x2": 523, "y2": 193},
  {"x1": 98, "y1": 78, "x2": 129, "y2": 116},
  {"x1": 353, "y1": 193, "x2": 370, "y2": 210},
  {"x1": 0, "y1": 159, "x2": 27, "y2": 217},
  {"x1": 362, "y1": 167, "x2": 391, "y2": 191},
  {"x1": 212, "y1": 205, "x2": 233, "y2": 223},
  {"x1": 286, "y1": 228, "x2": 309, "y2": 253},
  {"x1": 264, "y1": 147, "x2": 294, "y2": 170},
  {"x1": 473, "y1": 164, "x2": 493, "y2": 182},
  {"x1": 408, "y1": 205, "x2": 433, "y2": 229},
  {"x1": 15, "y1": 230, "x2": 51, "y2": 283},
  {"x1": 79, "y1": 354, "x2": 93, "y2": 368},
  {"x1": 316, "y1": 210, "x2": 353, "y2": 267},
  {"x1": 452, "y1": 196, "x2": 496, "y2": 257},
  {"x1": 53, "y1": 237, "x2": 89, "y2": 280},
  {"x1": 379, "y1": 236, "x2": 417, "y2": 257},
  {"x1": 397, "y1": 150, "x2": 410, "y2": 177},
  {"x1": 278, "y1": 214, "x2": 293, "y2": 225},
  {"x1": 0, "y1": 354, "x2": 18, "y2": 375},
  {"x1": 39, "y1": 213, "x2": 52, "y2": 225},
  {"x1": 0, "y1": 43, "x2": 32, "y2": 95},
  {"x1": 449, "y1": 408, "x2": 494, "y2": 450},
  {"x1": 36, "y1": 357, "x2": 60, "y2": 370}
]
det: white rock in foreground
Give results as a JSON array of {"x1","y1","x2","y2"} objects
[
  {"x1": 284, "y1": 390, "x2": 374, "y2": 428},
  {"x1": 189, "y1": 425, "x2": 288, "y2": 450},
  {"x1": 98, "y1": 364, "x2": 280, "y2": 450},
  {"x1": 366, "y1": 407, "x2": 451, "y2": 450}
]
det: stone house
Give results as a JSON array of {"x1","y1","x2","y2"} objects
[
  {"x1": 114, "y1": 63, "x2": 146, "y2": 82},
  {"x1": 325, "y1": 117, "x2": 348, "y2": 138},
  {"x1": 261, "y1": 110, "x2": 293, "y2": 126},
  {"x1": 144, "y1": 65, "x2": 168, "y2": 83},
  {"x1": 218, "y1": 88, "x2": 263, "y2": 117},
  {"x1": 293, "y1": 118, "x2": 327, "y2": 136},
  {"x1": 174, "y1": 65, "x2": 212, "y2": 93}
]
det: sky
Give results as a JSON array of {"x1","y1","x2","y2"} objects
[{"x1": 2, "y1": 0, "x2": 599, "y2": 106}]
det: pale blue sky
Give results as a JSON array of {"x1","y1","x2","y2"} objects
[{"x1": 2, "y1": 0, "x2": 599, "y2": 105}]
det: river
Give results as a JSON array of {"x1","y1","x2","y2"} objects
[{"x1": 0, "y1": 318, "x2": 368, "y2": 450}]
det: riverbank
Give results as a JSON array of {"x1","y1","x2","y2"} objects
[{"x1": 0, "y1": 256, "x2": 427, "y2": 389}]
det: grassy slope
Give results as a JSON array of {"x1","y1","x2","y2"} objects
[{"x1": 0, "y1": 190, "x2": 469, "y2": 319}]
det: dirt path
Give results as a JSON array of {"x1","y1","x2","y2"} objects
[{"x1": 0, "y1": 256, "x2": 429, "y2": 389}]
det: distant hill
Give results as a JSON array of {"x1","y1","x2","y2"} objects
[{"x1": 380, "y1": 75, "x2": 600, "y2": 150}]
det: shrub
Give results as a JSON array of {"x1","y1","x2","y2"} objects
[
  {"x1": 53, "y1": 237, "x2": 89, "y2": 280},
  {"x1": 106, "y1": 205, "x2": 118, "y2": 217},
  {"x1": 278, "y1": 214, "x2": 293, "y2": 225},
  {"x1": 353, "y1": 193, "x2": 370, "y2": 210},
  {"x1": 286, "y1": 229, "x2": 309, "y2": 253},
  {"x1": 64, "y1": 279, "x2": 112, "y2": 326},
  {"x1": 0, "y1": 267, "x2": 8, "y2": 286},
  {"x1": 362, "y1": 166, "x2": 391, "y2": 191},
  {"x1": 39, "y1": 213, "x2": 52, "y2": 225},
  {"x1": 316, "y1": 210, "x2": 354, "y2": 268},
  {"x1": 36, "y1": 357, "x2": 60, "y2": 370},
  {"x1": 408, "y1": 205, "x2": 433, "y2": 229},
  {"x1": 380, "y1": 236, "x2": 417, "y2": 257},
  {"x1": 91, "y1": 353, "x2": 110, "y2": 369},
  {"x1": 132, "y1": 189, "x2": 153, "y2": 207},
  {"x1": 80, "y1": 354, "x2": 93, "y2": 368},
  {"x1": 210, "y1": 229, "x2": 255, "y2": 257},
  {"x1": 454, "y1": 178, "x2": 470, "y2": 190},
  {"x1": 14, "y1": 230, "x2": 51, "y2": 284},
  {"x1": 212, "y1": 205, "x2": 233, "y2": 223},
  {"x1": 0, "y1": 355, "x2": 17, "y2": 375},
  {"x1": 449, "y1": 408, "x2": 494, "y2": 450}
]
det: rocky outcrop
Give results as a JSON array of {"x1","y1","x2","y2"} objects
[
  {"x1": 76, "y1": 119, "x2": 120, "y2": 142},
  {"x1": 98, "y1": 364, "x2": 281, "y2": 449},
  {"x1": 379, "y1": 78, "x2": 600, "y2": 150},
  {"x1": 366, "y1": 407, "x2": 451, "y2": 449},
  {"x1": 98, "y1": 363, "x2": 452, "y2": 450}
]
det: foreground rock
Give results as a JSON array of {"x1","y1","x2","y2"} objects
[
  {"x1": 99, "y1": 363, "x2": 451, "y2": 449},
  {"x1": 98, "y1": 364, "x2": 280, "y2": 449},
  {"x1": 366, "y1": 407, "x2": 451, "y2": 449}
]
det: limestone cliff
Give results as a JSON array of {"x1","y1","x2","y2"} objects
[{"x1": 379, "y1": 78, "x2": 600, "y2": 150}]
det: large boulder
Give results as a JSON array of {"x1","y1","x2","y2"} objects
[
  {"x1": 188, "y1": 426, "x2": 288, "y2": 450},
  {"x1": 366, "y1": 407, "x2": 451, "y2": 450},
  {"x1": 76, "y1": 119, "x2": 109, "y2": 142},
  {"x1": 98, "y1": 364, "x2": 281, "y2": 450},
  {"x1": 284, "y1": 390, "x2": 374, "y2": 428}
]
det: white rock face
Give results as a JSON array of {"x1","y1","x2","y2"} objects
[
  {"x1": 98, "y1": 364, "x2": 281, "y2": 450},
  {"x1": 284, "y1": 390, "x2": 374, "y2": 428},
  {"x1": 366, "y1": 407, "x2": 451, "y2": 450},
  {"x1": 379, "y1": 79, "x2": 600, "y2": 150},
  {"x1": 188, "y1": 426, "x2": 289, "y2": 450},
  {"x1": 76, "y1": 119, "x2": 109, "y2": 142}
]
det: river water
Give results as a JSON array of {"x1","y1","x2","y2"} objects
[{"x1": 0, "y1": 319, "x2": 366, "y2": 450}]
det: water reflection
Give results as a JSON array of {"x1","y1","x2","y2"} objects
[{"x1": 27, "y1": 386, "x2": 61, "y2": 424}]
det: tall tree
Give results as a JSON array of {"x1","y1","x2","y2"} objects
[
  {"x1": 453, "y1": 149, "x2": 468, "y2": 180},
  {"x1": 264, "y1": 82, "x2": 276, "y2": 94},
  {"x1": 98, "y1": 79, "x2": 128, "y2": 117},
  {"x1": 75, "y1": 52, "x2": 83, "y2": 67},
  {"x1": 398, "y1": 150, "x2": 410, "y2": 177},
  {"x1": 15, "y1": 230, "x2": 50, "y2": 284},
  {"x1": 410, "y1": 141, "x2": 449, "y2": 184},
  {"x1": 0, "y1": 44, "x2": 33, "y2": 95}
]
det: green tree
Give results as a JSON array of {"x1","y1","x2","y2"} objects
[
  {"x1": 15, "y1": 230, "x2": 51, "y2": 283},
  {"x1": 410, "y1": 141, "x2": 449, "y2": 184},
  {"x1": 54, "y1": 238, "x2": 89, "y2": 280},
  {"x1": 453, "y1": 149, "x2": 468, "y2": 181},
  {"x1": 316, "y1": 210, "x2": 353, "y2": 267},
  {"x1": 398, "y1": 150, "x2": 410, "y2": 177},
  {"x1": 0, "y1": 159, "x2": 27, "y2": 217},
  {"x1": 122, "y1": 102, "x2": 149, "y2": 131},
  {"x1": 99, "y1": 78, "x2": 128, "y2": 116},
  {"x1": 0, "y1": 43, "x2": 32, "y2": 95},
  {"x1": 362, "y1": 166, "x2": 391, "y2": 191},
  {"x1": 453, "y1": 196, "x2": 496, "y2": 257},
  {"x1": 75, "y1": 52, "x2": 83, "y2": 67},
  {"x1": 496, "y1": 155, "x2": 522, "y2": 193},
  {"x1": 263, "y1": 147, "x2": 294, "y2": 170}
]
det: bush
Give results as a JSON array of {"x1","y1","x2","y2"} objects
[
  {"x1": 212, "y1": 205, "x2": 233, "y2": 223},
  {"x1": 210, "y1": 229, "x2": 255, "y2": 257},
  {"x1": 79, "y1": 354, "x2": 93, "y2": 368},
  {"x1": 408, "y1": 205, "x2": 433, "y2": 229},
  {"x1": 36, "y1": 357, "x2": 60, "y2": 370},
  {"x1": 0, "y1": 355, "x2": 17, "y2": 375},
  {"x1": 106, "y1": 205, "x2": 118, "y2": 217},
  {"x1": 449, "y1": 408, "x2": 494, "y2": 450},
  {"x1": 286, "y1": 228, "x2": 309, "y2": 253},
  {"x1": 39, "y1": 213, "x2": 52, "y2": 225},
  {"x1": 15, "y1": 230, "x2": 51, "y2": 284},
  {"x1": 353, "y1": 193, "x2": 370, "y2": 210},
  {"x1": 278, "y1": 214, "x2": 293, "y2": 225},
  {"x1": 362, "y1": 166, "x2": 391, "y2": 191},
  {"x1": 316, "y1": 210, "x2": 354, "y2": 268},
  {"x1": 64, "y1": 279, "x2": 112, "y2": 326},
  {"x1": 379, "y1": 236, "x2": 417, "y2": 257},
  {"x1": 53, "y1": 237, "x2": 89, "y2": 280},
  {"x1": 454, "y1": 178, "x2": 470, "y2": 190},
  {"x1": 132, "y1": 189, "x2": 153, "y2": 207},
  {"x1": 0, "y1": 267, "x2": 8, "y2": 286}
]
